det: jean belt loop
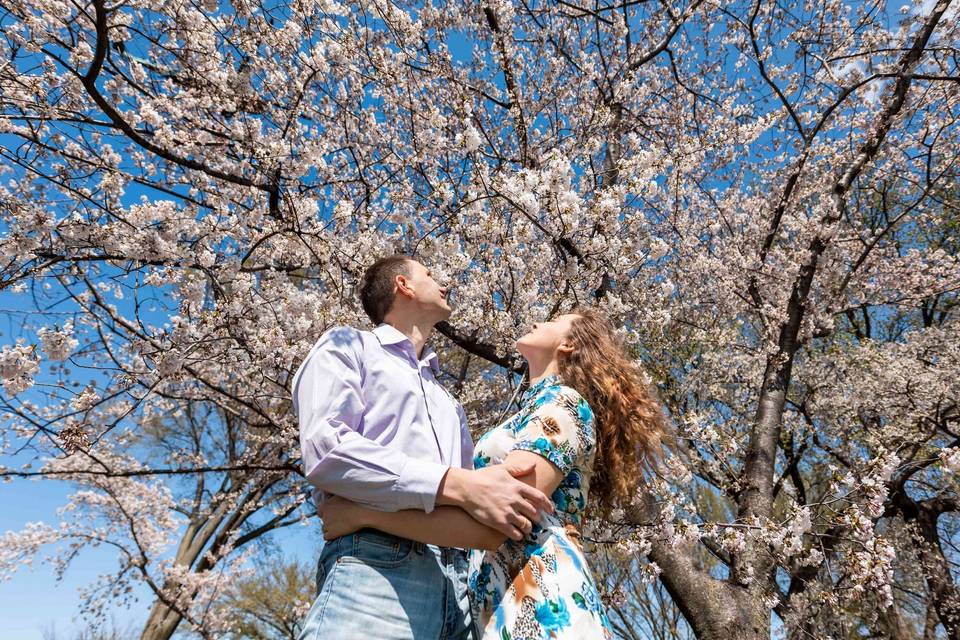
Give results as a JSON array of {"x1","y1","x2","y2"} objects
[{"x1": 414, "y1": 540, "x2": 425, "y2": 554}]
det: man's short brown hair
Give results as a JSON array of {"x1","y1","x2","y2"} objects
[{"x1": 359, "y1": 255, "x2": 413, "y2": 324}]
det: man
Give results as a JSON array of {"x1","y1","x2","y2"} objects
[{"x1": 293, "y1": 255, "x2": 551, "y2": 640}]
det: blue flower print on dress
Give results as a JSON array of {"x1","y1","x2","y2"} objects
[
  {"x1": 572, "y1": 581, "x2": 604, "y2": 616},
  {"x1": 534, "y1": 598, "x2": 571, "y2": 634}
]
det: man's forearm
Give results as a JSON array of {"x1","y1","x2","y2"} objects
[
  {"x1": 435, "y1": 466, "x2": 470, "y2": 508},
  {"x1": 363, "y1": 505, "x2": 505, "y2": 551},
  {"x1": 433, "y1": 462, "x2": 553, "y2": 541}
]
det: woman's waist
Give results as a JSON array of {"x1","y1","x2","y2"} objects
[
  {"x1": 518, "y1": 516, "x2": 584, "y2": 547},
  {"x1": 469, "y1": 520, "x2": 589, "y2": 574}
]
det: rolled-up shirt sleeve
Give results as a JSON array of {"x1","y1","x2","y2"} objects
[{"x1": 293, "y1": 327, "x2": 449, "y2": 512}]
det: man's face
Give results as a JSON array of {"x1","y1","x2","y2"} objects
[{"x1": 402, "y1": 260, "x2": 451, "y2": 320}]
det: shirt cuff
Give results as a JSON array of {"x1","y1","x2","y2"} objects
[{"x1": 395, "y1": 458, "x2": 449, "y2": 513}]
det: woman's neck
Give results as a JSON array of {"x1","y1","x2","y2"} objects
[{"x1": 527, "y1": 359, "x2": 559, "y2": 385}]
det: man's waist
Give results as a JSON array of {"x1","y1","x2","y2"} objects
[{"x1": 346, "y1": 528, "x2": 467, "y2": 562}]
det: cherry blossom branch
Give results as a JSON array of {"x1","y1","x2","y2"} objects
[
  {"x1": 0, "y1": 463, "x2": 299, "y2": 479},
  {"x1": 80, "y1": 0, "x2": 277, "y2": 194}
]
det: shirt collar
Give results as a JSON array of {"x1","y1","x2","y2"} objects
[
  {"x1": 522, "y1": 373, "x2": 562, "y2": 403},
  {"x1": 421, "y1": 347, "x2": 440, "y2": 375},
  {"x1": 373, "y1": 323, "x2": 408, "y2": 345},
  {"x1": 373, "y1": 324, "x2": 440, "y2": 374}
]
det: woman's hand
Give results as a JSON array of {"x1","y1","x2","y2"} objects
[{"x1": 319, "y1": 495, "x2": 367, "y2": 541}]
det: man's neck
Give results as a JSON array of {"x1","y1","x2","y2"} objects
[{"x1": 384, "y1": 316, "x2": 435, "y2": 358}]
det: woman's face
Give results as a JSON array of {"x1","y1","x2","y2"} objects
[{"x1": 516, "y1": 314, "x2": 580, "y2": 360}]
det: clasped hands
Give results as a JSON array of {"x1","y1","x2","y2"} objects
[{"x1": 319, "y1": 461, "x2": 552, "y2": 542}]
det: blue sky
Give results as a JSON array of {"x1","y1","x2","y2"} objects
[
  {"x1": 0, "y1": 480, "x2": 148, "y2": 637},
  {"x1": 0, "y1": 461, "x2": 323, "y2": 639},
  {"x1": 0, "y1": 277, "x2": 325, "y2": 638}
]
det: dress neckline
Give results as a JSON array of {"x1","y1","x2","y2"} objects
[{"x1": 521, "y1": 373, "x2": 562, "y2": 404}]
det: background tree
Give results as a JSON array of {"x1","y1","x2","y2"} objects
[
  {"x1": 216, "y1": 557, "x2": 313, "y2": 640},
  {"x1": 590, "y1": 544, "x2": 696, "y2": 640}
]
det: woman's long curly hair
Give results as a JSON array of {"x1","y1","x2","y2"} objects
[{"x1": 557, "y1": 309, "x2": 669, "y2": 517}]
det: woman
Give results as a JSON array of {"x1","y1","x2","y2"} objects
[{"x1": 320, "y1": 310, "x2": 668, "y2": 639}]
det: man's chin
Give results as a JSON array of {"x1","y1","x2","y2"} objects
[{"x1": 431, "y1": 304, "x2": 452, "y2": 324}]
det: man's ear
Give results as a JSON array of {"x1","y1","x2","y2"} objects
[{"x1": 395, "y1": 273, "x2": 415, "y2": 299}]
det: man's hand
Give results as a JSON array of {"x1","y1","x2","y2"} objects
[
  {"x1": 437, "y1": 463, "x2": 554, "y2": 541},
  {"x1": 318, "y1": 495, "x2": 367, "y2": 541}
]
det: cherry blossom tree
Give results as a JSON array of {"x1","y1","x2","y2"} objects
[{"x1": 1, "y1": 0, "x2": 958, "y2": 638}]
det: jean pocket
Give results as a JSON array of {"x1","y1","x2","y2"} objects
[
  {"x1": 342, "y1": 531, "x2": 415, "y2": 568},
  {"x1": 315, "y1": 554, "x2": 327, "y2": 596}
]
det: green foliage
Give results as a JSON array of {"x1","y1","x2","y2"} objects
[{"x1": 218, "y1": 558, "x2": 314, "y2": 640}]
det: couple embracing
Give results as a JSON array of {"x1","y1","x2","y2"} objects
[{"x1": 292, "y1": 255, "x2": 667, "y2": 640}]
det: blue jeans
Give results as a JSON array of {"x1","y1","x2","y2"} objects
[{"x1": 298, "y1": 529, "x2": 477, "y2": 640}]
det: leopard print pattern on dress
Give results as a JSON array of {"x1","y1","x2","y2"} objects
[
  {"x1": 512, "y1": 596, "x2": 545, "y2": 640},
  {"x1": 540, "y1": 415, "x2": 562, "y2": 436}
]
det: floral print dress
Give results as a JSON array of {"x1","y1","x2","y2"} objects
[{"x1": 468, "y1": 374, "x2": 613, "y2": 640}]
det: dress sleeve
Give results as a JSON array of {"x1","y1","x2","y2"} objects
[{"x1": 510, "y1": 389, "x2": 595, "y2": 475}]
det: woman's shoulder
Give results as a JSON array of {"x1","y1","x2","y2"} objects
[
  {"x1": 553, "y1": 382, "x2": 583, "y2": 399},
  {"x1": 549, "y1": 382, "x2": 586, "y2": 405},
  {"x1": 528, "y1": 378, "x2": 580, "y2": 401},
  {"x1": 540, "y1": 384, "x2": 595, "y2": 425}
]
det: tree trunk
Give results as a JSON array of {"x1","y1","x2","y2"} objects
[
  {"x1": 905, "y1": 503, "x2": 960, "y2": 640},
  {"x1": 889, "y1": 486, "x2": 960, "y2": 640},
  {"x1": 141, "y1": 599, "x2": 184, "y2": 640},
  {"x1": 924, "y1": 599, "x2": 942, "y2": 640},
  {"x1": 876, "y1": 602, "x2": 914, "y2": 640},
  {"x1": 649, "y1": 542, "x2": 769, "y2": 640}
]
